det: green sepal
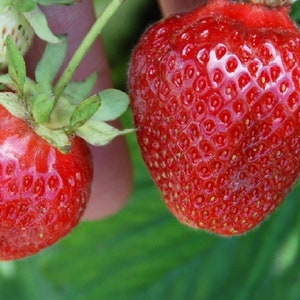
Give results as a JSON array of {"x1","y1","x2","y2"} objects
[
  {"x1": 0, "y1": 0, "x2": 131, "y2": 153},
  {"x1": 94, "y1": 89, "x2": 130, "y2": 122},
  {"x1": 68, "y1": 94, "x2": 101, "y2": 133},
  {"x1": 64, "y1": 72, "x2": 98, "y2": 105},
  {"x1": 0, "y1": 1, "x2": 12, "y2": 12},
  {"x1": 32, "y1": 91, "x2": 55, "y2": 124},
  {"x1": 0, "y1": 92, "x2": 27, "y2": 120},
  {"x1": 0, "y1": 74, "x2": 16, "y2": 90},
  {"x1": 34, "y1": 124, "x2": 71, "y2": 153},
  {"x1": 35, "y1": 35, "x2": 67, "y2": 90},
  {"x1": 48, "y1": 74, "x2": 98, "y2": 128},
  {"x1": 76, "y1": 120, "x2": 134, "y2": 146},
  {"x1": 6, "y1": 36, "x2": 26, "y2": 97},
  {"x1": 0, "y1": 74, "x2": 36, "y2": 97},
  {"x1": 23, "y1": 6, "x2": 60, "y2": 44},
  {"x1": 12, "y1": 0, "x2": 36, "y2": 12}
]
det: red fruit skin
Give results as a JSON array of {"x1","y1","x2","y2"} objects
[
  {"x1": 129, "y1": 0, "x2": 300, "y2": 235},
  {"x1": 0, "y1": 105, "x2": 93, "y2": 260}
]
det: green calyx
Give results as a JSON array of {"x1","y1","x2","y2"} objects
[
  {"x1": 0, "y1": 0, "x2": 131, "y2": 153},
  {"x1": 0, "y1": 34, "x2": 132, "y2": 153}
]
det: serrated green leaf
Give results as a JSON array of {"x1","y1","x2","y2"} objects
[
  {"x1": 35, "y1": 36, "x2": 67, "y2": 89},
  {"x1": 6, "y1": 36, "x2": 26, "y2": 96},
  {"x1": 34, "y1": 124, "x2": 71, "y2": 153},
  {"x1": 68, "y1": 94, "x2": 101, "y2": 133},
  {"x1": 32, "y1": 92, "x2": 55, "y2": 124},
  {"x1": 0, "y1": 91, "x2": 27, "y2": 119},
  {"x1": 94, "y1": 88, "x2": 130, "y2": 121},
  {"x1": 76, "y1": 119, "x2": 134, "y2": 146},
  {"x1": 23, "y1": 6, "x2": 60, "y2": 43},
  {"x1": 64, "y1": 72, "x2": 98, "y2": 104}
]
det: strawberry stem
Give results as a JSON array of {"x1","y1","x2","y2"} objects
[{"x1": 52, "y1": 0, "x2": 125, "y2": 105}]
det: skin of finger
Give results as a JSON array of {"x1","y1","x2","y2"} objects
[
  {"x1": 159, "y1": 0, "x2": 205, "y2": 16},
  {"x1": 26, "y1": 0, "x2": 133, "y2": 220}
]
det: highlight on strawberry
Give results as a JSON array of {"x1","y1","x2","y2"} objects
[{"x1": 129, "y1": 0, "x2": 300, "y2": 236}]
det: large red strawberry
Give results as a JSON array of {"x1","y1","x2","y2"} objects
[{"x1": 129, "y1": 0, "x2": 300, "y2": 235}]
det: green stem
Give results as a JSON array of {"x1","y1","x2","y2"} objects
[{"x1": 53, "y1": 0, "x2": 124, "y2": 105}]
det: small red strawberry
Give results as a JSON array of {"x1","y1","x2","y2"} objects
[
  {"x1": 129, "y1": 0, "x2": 300, "y2": 235},
  {"x1": 0, "y1": 104, "x2": 93, "y2": 260},
  {"x1": 0, "y1": 0, "x2": 131, "y2": 260}
]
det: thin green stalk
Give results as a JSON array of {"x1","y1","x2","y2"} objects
[{"x1": 53, "y1": 0, "x2": 124, "y2": 104}]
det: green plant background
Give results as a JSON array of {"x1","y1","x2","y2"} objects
[{"x1": 1, "y1": 1, "x2": 300, "y2": 299}]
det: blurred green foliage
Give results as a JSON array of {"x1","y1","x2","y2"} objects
[{"x1": 1, "y1": 1, "x2": 300, "y2": 299}]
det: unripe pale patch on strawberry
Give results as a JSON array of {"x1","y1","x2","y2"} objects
[
  {"x1": 129, "y1": 0, "x2": 300, "y2": 236},
  {"x1": 0, "y1": 8, "x2": 34, "y2": 70},
  {"x1": 0, "y1": 0, "x2": 74, "y2": 71}
]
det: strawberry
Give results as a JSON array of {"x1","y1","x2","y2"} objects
[
  {"x1": 0, "y1": 7, "x2": 34, "y2": 70},
  {"x1": 0, "y1": 104, "x2": 93, "y2": 260},
  {"x1": 0, "y1": 0, "x2": 131, "y2": 260},
  {"x1": 129, "y1": 0, "x2": 300, "y2": 235},
  {"x1": 0, "y1": 0, "x2": 78, "y2": 71}
]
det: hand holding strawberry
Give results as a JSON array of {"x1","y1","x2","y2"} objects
[
  {"x1": 129, "y1": 0, "x2": 300, "y2": 235},
  {"x1": 159, "y1": 0, "x2": 202, "y2": 16},
  {"x1": 26, "y1": 0, "x2": 133, "y2": 221}
]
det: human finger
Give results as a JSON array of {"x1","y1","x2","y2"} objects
[
  {"x1": 158, "y1": 0, "x2": 206, "y2": 16},
  {"x1": 25, "y1": 0, "x2": 133, "y2": 220}
]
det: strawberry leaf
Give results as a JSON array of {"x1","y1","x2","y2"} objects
[
  {"x1": 12, "y1": 0, "x2": 36, "y2": 12},
  {"x1": 48, "y1": 74, "x2": 98, "y2": 129},
  {"x1": 0, "y1": 74, "x2": 16, "y2": 90},
  {"x1": 0, "y1": 1, "x2": 11, "y2": 12},
  {"x1": 6, "y1": 36, "x2": 26, "y2": 97},
  {"x1": 68, "y1": 94, "x2": 101, "y2": 133},
  {"x1": 35, "y1": 35, "x2": 67, "y2": 90},
  {"x1": 0, "y1": 92, "x2": 27, "y2": 120},
  {"x1": 34, "y1": 124, "x2": 71, "y2": 153},
  {"x1": 76, "y1": 120, "x2": 134, "y2": 146},
  {"x1": 63, "y1": 72, "x2": 98, "y2": 104},
  {"x1": 23, "y1": 6, "x2": 60, "y2": 43},
  {"x1": 93, "y1": 88, "x2": 130, "y2": 122},
  {"x1": 32, "y1": 91, "x2": 55, "y2": 124}
]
